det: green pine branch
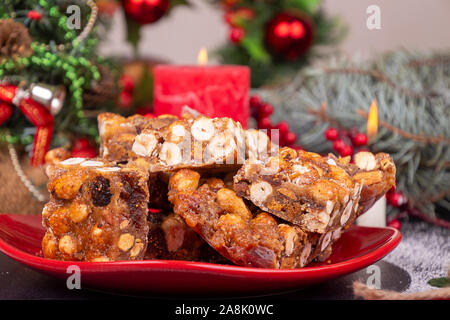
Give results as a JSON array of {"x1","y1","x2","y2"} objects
[
  {"x1": 257, "y1": 50, "x2": 450, "y2": 221},
  {"x1": 0, "y1": 0, "x2": 119, "y2": 149}
]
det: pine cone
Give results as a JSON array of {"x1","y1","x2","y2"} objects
[
  {"x1": 83, "y1": 65, "x2": 119, "y2": 108},
  {"x1": 0, "y1": 19, "x2": 32, "y2": 59}
]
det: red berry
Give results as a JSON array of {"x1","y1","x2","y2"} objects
[
  {"x1": 27, "y1": 10, "x2": 43, "y2": 20},
  {"x1": 72, "y1": 138, "x2": 91, "y2": 151},
  {"x1": 348, "y1": 127, "x2": 360, "y2": 138},
  {"x1": 284, "y1": 131, "x2": 297, "y2": 145},
  {"x1": 225, "y1": 7, "x2": 255, "y2": 27},
  {"x1": 388, "y1": 186, "x2": 396, "y2": 194},
  {"x1": 119, "y1": 91, "x2": 133, "y2": 108},
  {"x1": 72, "y1": 146, "x2": 97, "y2": 159},
  {"x1": 339, "y1": 145, "x2": 354, "y2": 157},
  {"x1": 388, "y1": 219, "x2": 402, "y2": 230},
  {"x1": 249, "y1": 95, "x2": 261, "y2": 107},
  {"x1": 229, "y1": 27, "x2": 245, "y2": 43},
  {"x1": 291, "y1": 144, "x2": 303, "y2": 150},
  {"x1": 332, "y1": 139, "x2": 345, "y2": 152},
  {"x1": 120, "y1": 74, "x2": 135, "y2": 93},
  {"x1": 324, "y1": 127, "x2": 339, "y2": 141},
  {"x1": 276, "y1": 121, "x2": 290, "y2": 136},
  {"x1": 258, "y1": 117, "x2": 272, "y2": 129},
  {"x1": 269, "y1": 128, "x2": 283, "y2": 146},
  {"x1": 353, "y1": 133, "x2": 368, "y2": 147},
  {"x1": 259, "y1": 103, "x2": 274, "y2": 117},
  {"x1": 135, "y1": 106, "x2": 153, "y2": 115},
  {"x1": 224, "y1": 11, "x2": 234, "y2": 25},
  {"x1": 388, "y1": 192, "x2": 408, "y2": 207}
]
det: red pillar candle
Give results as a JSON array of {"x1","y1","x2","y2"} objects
[{"x1": 153, "y1": 64, "x2": 250, "y2": 128}]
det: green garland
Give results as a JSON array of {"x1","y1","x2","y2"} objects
[
  {"x1": 0, "y1": 0, "x2": 116, "y2": 148},
  {"x1": 257, "y1": 50, "x2": 450, "y2": 223},
  {"x1": 209, "y1": 0, "x2": 345, "y2": 88}
]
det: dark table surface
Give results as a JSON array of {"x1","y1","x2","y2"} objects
[
  {"x1": 1, "y1": 221, "x2": 448, "y2": 300},
  {"x1": 0, "y1": 252, "x2": 410, "y2": 300}
]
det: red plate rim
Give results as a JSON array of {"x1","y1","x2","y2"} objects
[{"x1": 0, "y1": 214, "x2": 402, "y2": 279}]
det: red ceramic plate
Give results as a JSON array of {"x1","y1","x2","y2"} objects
[{"x1": 0, "y1": 214, "x2": 401, "y2": 294}]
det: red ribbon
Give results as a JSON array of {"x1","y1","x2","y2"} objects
[{"x1": 0, "y1": 84, "x2": 54, "y2": 167}]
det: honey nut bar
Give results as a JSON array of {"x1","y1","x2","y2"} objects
[
  {"x1": 145, "y1": 211, "x2": 204, "y2": 261},
  {"x1": 145, "y1": 211, "x2": 228, "y2": 263},
  {"x1": 98, "y1": 112, "x2": 178, "y2": 162},
  {"x1": 168, "y1": 169, "x2": 349, "y2": 269},
  {"x1": 42, "y1": 157, "x2": 149, "y2": 261},
  {"x1": 233, "y1": 148, "x2": 396, "y2": 234},
  {"x1": 327, "y1": 151, "x2": 396, "y2": 214},
  {"x1": 98, "y1": 112, "x2": 278, "y2": 172}
]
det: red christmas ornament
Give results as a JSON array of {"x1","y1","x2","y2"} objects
[
  {"x1": 27, "y1": 10, "x2": 43, "y2": 20},
  {"x1": 352, "y1": 133, "x2": 368, "y2": 147},
  {"x1": 332, "y1": 139, "x2": 345, "y2": 152},
  {"x1": 265, "y1": 12, "x2": 315, "y2": 61},
  {"x1": 123, "y1": 0, "x2": 169, "y2": 25},
  {"x1": 388, "y1": 219, "x2": 402, "y2": 230},
  {"x1": 388, "y1": 191, "x2": 408, "y2": 208},
  {"x1": 259, "y1": 103, "x2": 274, "y2": 117},
  {"x1": 229, "y1": 27, "x2": 246, "y2": 44},
  {"x1": 144, "y1": 113, "x2": 155, "y2": 118},
  {"x1": 339, "y1": 145, "x2": 354, "y2": 157},
  {"x1": 324, "y1": 127, "x2": 339, "y2": 141}
]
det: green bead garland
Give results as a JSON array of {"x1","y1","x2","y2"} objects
[{"x1": 0, "y1": 1, "x2": 105, "y2": 145}]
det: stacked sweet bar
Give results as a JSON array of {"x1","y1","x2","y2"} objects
[
  {"x1": 168, "y1": 170, "x2": 324, "y2": 268},
  {"x1": 42, "y1": 158, "x2": 149, "y2": 261},
  {"x1": 233, "y1": 148, "x2": 396, "y2": 234},
  {"x1": 145, "y1": 210, "x2": 228, "y2": 263},
  {"x1": 98, "y1": 113, "x2": 178, "y2": 163},
  {"x1": 98, "y1": 113, "x2": 277, "y2": 173},
  {"x1": 167, "y1": 152, "x2": 395, "y2": 269},
  {"x1": 41, "y1": 111, "x2": 396, "y2": 267}
]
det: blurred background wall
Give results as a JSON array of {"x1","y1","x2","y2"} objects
[{"x1": 99, "y1": 0, "x2": 450, "y2": 63}]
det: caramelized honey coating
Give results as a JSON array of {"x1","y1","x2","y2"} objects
[
  {"x1": 145, "y1": 211, "x2": 226, "y2": 263},
  {"x1": 330, "y1": 151, "x2": 396, "y2": 214},
  {"x1": 98, "y1": 113, "x2": 277, "y2": 173},
  {"x1": 168, "y1": 169, "x2": 347, "y2": 269},
  {"x1": 233, "y1": 148, "x2": 396, "y2": 233},
  {"x1": 98, "y1": 113, "x2": 178, "y2": 162},
  {"x1": 42, "y1": 158, "x2": 149, "y2": 261}
]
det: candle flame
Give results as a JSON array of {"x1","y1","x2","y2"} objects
[
  {"x1": 197, "y1": 48, "x2": 208, "y2": 65},
  {"x1": 367, "y1": 99, "x2": 378, "y2": 141}
]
